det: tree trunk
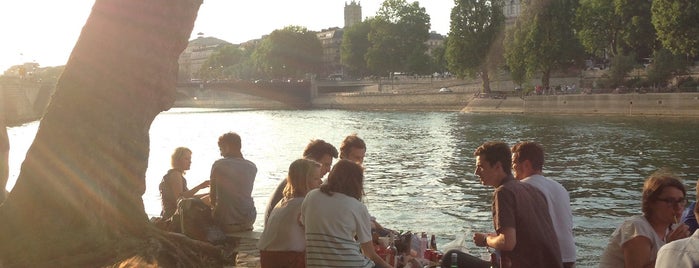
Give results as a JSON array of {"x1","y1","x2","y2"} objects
[
  {"x1": 541, "y1": 69, "x2": 551, "y2": 91},
  {"x1": 481, "y1": 70, "x2": 491, "y2": 93},
  {"x1": 0, "y1": 0, "x2": 222, "y2": 266}
]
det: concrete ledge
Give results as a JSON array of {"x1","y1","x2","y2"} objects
[{"x1": 462, "y1": 93, "x2": 699, "y2": 117}]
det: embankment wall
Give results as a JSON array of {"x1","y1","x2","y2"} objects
[
  {"x1": 463, "y1": 93, "x2": 699, "y2": 117},
  {"x1": 311, "y1": 92, "x2": 471, "y2": 111}
]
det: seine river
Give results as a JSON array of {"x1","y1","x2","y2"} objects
[{"x1": 6, "y1": 108, "x2": 699, "y2": 267}]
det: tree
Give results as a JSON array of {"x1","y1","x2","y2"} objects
[
  {"x1": 614, "y1": 0, "x2": 657, "y2": 59},
  {"x1": 366, "y1": 0, "x2": 431, "y2": 76},
  {"x1": 652, "y1": 0, "x2": 699, "y2": 57},
  {"x1": 251, "y1": 26, "x2": 322, "y2": 79},
  {"x1": 0, "y1": 0, "x2": 223, "y2": 266},
  {"x1": 199, "y1": 44, "x2": 244, "y2": 80},
  {"x1": 446, "y1": 0, "x2": 504, "y2": 93},
  {"x1": 505, "y1": 0, "x2": 579, "y2": 89},
  {"x1": 646, "y1": 49, "x2": 689, "y2": 88},
  {"x1": 575, "y1": 0, "x2": 619, "y2": 58},
  {"x1": 341, "y1": 20, "x2": 373, "y2": 78}
]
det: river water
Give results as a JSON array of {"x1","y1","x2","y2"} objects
[{"x1": 6, "y1": 108, "x2": 699, "y2": 267}]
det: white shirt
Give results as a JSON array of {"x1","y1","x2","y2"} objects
[
  {"x1": 301, "y1": 189, "x2": 374, "y2": 268},
  {"x1": 599, "y1": 215, "x2": 666, "y2": 268},
  {"x1": 655, "y1": 229, "x2": 699, "y2": 267},
  {"x1": 522, "y1": 174, "x2": 577, "y2": 263},
  {"x1": 257, "y1": 197, "x2": 305, "y2": 252}
]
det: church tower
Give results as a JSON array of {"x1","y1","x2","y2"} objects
[{"x1": 344, "y1": 1, "x2": 362, "y2": 28}]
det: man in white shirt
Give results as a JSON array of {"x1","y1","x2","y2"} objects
[
  {"x1": 511, "y1": 141, "x2": 576, "y2": 268},
  {"x1": 655, "y1": 179, "x2": 699, "y2": 267}
]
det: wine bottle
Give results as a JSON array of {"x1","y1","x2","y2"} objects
[
  {"x1": 430, "y1": 234, "x2": 437, "y2": 250},
  {"x1": 450, "y1": 252, "x2": 458, "y2": 268},
  {"x1": 387, "y1": 232, "x2": 398, "y2": 267}
]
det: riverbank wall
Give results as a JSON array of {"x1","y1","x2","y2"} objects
[
  {"x1": 463, "y1": 93, "x2": 699, "y2": 117},
  {"x1": 311, "y1": 91, "x2": 472, "y2": 111}
]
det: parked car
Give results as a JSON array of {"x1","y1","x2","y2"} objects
[{"x1": 439, "y1": 87, "x2": 452, "y2": 93}]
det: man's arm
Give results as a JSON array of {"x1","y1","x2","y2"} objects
[{"x1": 474, "y1": 227, "x2": 517, "y2": 251}]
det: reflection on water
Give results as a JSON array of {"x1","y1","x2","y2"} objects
[{"x1": 6, "y1": 109, "x2": 699, "y2": 267}]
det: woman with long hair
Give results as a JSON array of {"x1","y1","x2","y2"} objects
[
  {"x1": 301, "y1": 159, "x2": 391, "y2": 268},
  {"x1": 258, "y1": 158, "x2": 322, "y2": 268}
]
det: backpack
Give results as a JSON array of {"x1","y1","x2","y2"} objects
[{"x1": 171, "y1": 198, "x2": 226, "y2": 244}]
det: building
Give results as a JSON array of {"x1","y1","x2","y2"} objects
[
  {"x1": 503, "y1": 0, "x2": 523, "y2": 25},
  {"x1": 177, "y1": 35, "x2": 230, "y2": 82},
  {"x1": 426, "y1": 31, "x2": 445, "y2": 56},
  {"x1": 316, "y1": 27, "x2": 345, "y2": 77},
  {"x1": 344, "y1": 1, "x2": 362, "y2": 28}
]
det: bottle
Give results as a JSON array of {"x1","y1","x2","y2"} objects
[
  {"x1": 387, "y1": 232, "x2": 398, "y2": 267},
  {"x1": 419, "y1": 232, "x2": 428, "y2": 259},
  {"x1": 450, "y1": 252, "x2": 458, "y2": 268},
  {"x1": 430, "y1": 234, "x2": 437, "y2": 250}
]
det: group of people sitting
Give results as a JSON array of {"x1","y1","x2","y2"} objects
[
  {"x1": 155, "y1": 132, "x2": 699, "y2": 268},
  {"x1": 156, "y1": 131, "x2": 257, "y2": 248}
]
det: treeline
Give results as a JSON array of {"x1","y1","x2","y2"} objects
[{"x1": 198, "y1": 0, "x2": 699, "y2": 93}]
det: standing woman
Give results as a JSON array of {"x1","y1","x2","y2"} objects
[
  {"x1": 159, "y1": 147, "x2": 210, "y2": 219},
  {"x1": 301, "y1": 159, "x2": 391, "y2": 268},
  {"x1": 257, "y1": 158, "x2": 322, "y2": 268},
  {"x1": 599, "y1": 171, "x2": 691, "y2": 268}
]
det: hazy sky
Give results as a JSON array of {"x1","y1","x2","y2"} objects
[{"x1": 0, "y1": 0, "x2": 453, "y2": 72}]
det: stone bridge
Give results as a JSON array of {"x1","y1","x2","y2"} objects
[{"x1": 176, "y1": 80, "x2": 375, "y2": 108}]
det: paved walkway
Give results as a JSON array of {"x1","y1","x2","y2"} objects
[{"x1": 224, "y1": 231, "x2": 261, "y2": 268}]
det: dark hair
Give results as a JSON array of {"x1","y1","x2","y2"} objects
[
  {"x1": 473, "y1": 141, "x2": 512, "y2": 175},
  {"x1": 303, "y1": 139, "x2": 339, "y2": 160},
  {"x1": 511, "y1": 141, "x2": 544, "y2": 171},
  {"x1": 320, "y1": 159, "x2": 364, "y2": 200},
  {"x1": 340, "y1": 134, "x2": 366, "y2": 159},
  {"x1": 642, "y1": 170, "x2": 686, "y2": 217},
  {"x1": 218, "y1": 132, "x2": 241, "y2": 150},
  {"x1": 695, "y1": 179, "x2": 699, "y2": 217}
]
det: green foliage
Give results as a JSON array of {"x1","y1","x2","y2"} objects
[
  {"x1": 429, "y1": 43, "x2": 447, "y2": 74},
  {"x1": 575, "y1": 0, "x2": 618, "y2": 57},
  {"x1": 505, "y1": 0, "x2": 579, "y2": 89},
  {"x1": 251, "y1": 26, "x2": 322, "y2": 79},
  {"x1": 651, "y1": 0, "x2": 699, "y2": 57},
  {"x1": 366, "y1": 0, "x2": 431, "y2": 76},
  {"x1": 646, "y1": 49, "x2": 689, "y2": 87},
  {"x1": 445, "y1": 0, "x2": 504, "y2": 80},
  {"x1": 607, "y1": 52, "x2": 636, "y2": 87},
  {"x1": 614, "y1": 0, "x2": 656, "y2": 58},
  {"x1": 341, "y1": 20, "x2": 373, "y2": 77},
  {"x1": 198, "y1": 44, "x2": 244, "y2": 80}
]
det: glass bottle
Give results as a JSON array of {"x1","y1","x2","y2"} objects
[
  {"x1": 430, "y1": 234, "x2": 437, "y2": 250},
  {"x1": 387, "y1": 232, "x2": 398, "y2": 267},
  {"x1": 450, "y1": 252, "x2": 458, "y2": 268}
]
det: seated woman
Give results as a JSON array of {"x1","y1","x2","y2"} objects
[
  {"x1": 159, "y1": 147, "x2": 210, "y2": 219},
  {"x1": 257, "y1": 158, "x2": 322, "y2": 268},
  {"x1": 301, "y1": 159, "x2": 392, "y2": 268},
  {"x1": 599, "y1": 170, "x2": 692, "y2": 268}
]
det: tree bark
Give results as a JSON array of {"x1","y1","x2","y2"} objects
[{"x1": 0, "y1": 0, "x2": 222, "y2": 266}]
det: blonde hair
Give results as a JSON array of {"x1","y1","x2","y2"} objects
[
  {"x1": 283, "y1": 158, "x2": 321, "y2": 199},
  {"x1": 171, "y1": 147, "x2": 192, "y2": 169}
]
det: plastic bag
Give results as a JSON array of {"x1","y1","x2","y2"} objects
[{"x1": 440, "y1": 233, "x2": 470, "y2": 254}]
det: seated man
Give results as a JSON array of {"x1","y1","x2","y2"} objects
[{"x1": 210, "y1": 132, "x2": 257, "y2": 234}]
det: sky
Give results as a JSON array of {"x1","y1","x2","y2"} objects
[{"x1": 0, "y1": 0, "x2": 453, "y2": 73}]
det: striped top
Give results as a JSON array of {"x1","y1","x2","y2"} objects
[{"x1": 302, "y1": 189, "x2": 374, "y2": 268}]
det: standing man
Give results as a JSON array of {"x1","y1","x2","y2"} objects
[
  {"x1": 512, "y1": 141, "x2": 576, "y2": 268},
  {"x1": 472, "y1": 141, "x2": 562, "y2": 268},
  {"x1": 264, "y1": 139, "x2": 338, "y2": 225},
  {"x1": 339, "y1": 133, "x2": 366, "y2": 166},
  {"x1": 210, "y1": 132, "x2": 257, "y2": 233},
  {"x1": 655, "y1": 179, "x2": 699, "y2": 267}
]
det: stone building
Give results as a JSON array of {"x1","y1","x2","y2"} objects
[
  {"x1": 344, "y1": 1, "x2": 362, "y2": 28},
  {"x1": 316, "y1": 27, "x2": 344, "y2": 78},
  {"x1": 177, "y1": 36, "x2": 230, "y2": 82}
]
